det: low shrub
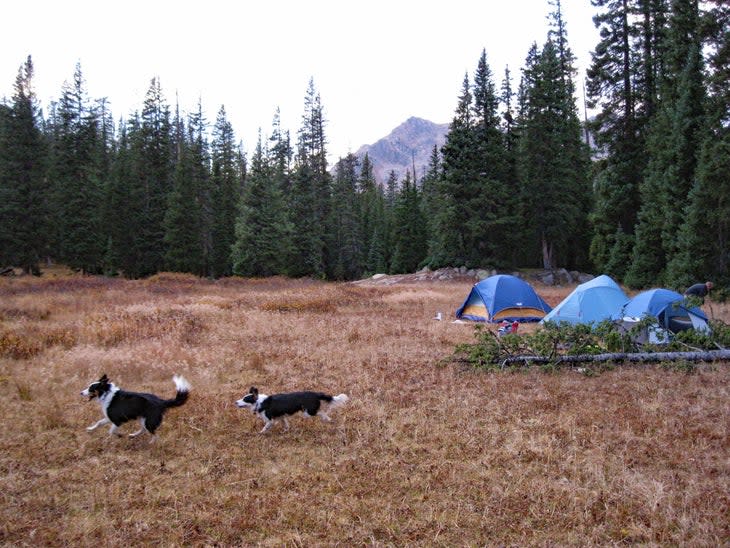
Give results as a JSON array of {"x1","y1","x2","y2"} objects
[{"x1": 454, "y1": 318, "x2": 730, "y2": 371}]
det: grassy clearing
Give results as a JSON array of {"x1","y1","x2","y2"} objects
[{"x1": 0, "y1": 274, "x2": 728, "y2": 546}]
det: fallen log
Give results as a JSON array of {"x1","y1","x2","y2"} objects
[{"x1": 501, "y1": 349, "x2": 730, "y2": 368}]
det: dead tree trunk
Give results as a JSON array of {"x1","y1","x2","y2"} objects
[{"x1": 501, "y1": 349, "x2": 730, "y2": 368}]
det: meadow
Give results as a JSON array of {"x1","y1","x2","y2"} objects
[{"x1": 0, "y1": 272, "x2": 728, "y2": 547}]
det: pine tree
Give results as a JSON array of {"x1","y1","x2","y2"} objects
[
  {"x1": 665, "y1": 0, "x2": 730, "y2": 286},
  {"x1": 382, "y1": 170, "x2": 399, "y2": 269},
  {"x1": 472, "y1": 49, "x2": 517, "y2": 266},
  {"x1": 95, "y1": 98, "x2": 118, "y2": 275},
  {"x1": 390, "y1": 171, "x2": 427, "y2": 274},
  {"x1": 384, "y1": 170, "x2": 398, "y2": 208},
  {"x1": 586, "y1": 0, "x2": 668, "y2": 275},
  {"x1": 499, "y1": 66, "x2": 524, "y2": 266},
  {"x1": 210, "y1": 105, "x2": 243, "y2": 278},
  {"x1": 268, "y1": 107, "x2": 291, "y2": 195},
  {"x1": 289, "y1": 79, "x2": 332, "y2": 278},
  {"x1": 365, "y1": 186, "x2": 388, "y2": 275},
  {"x1": 517, "y1": 39, "x2": 591, "y2": 270},
  {"x1": 163, "y1": 105, "x2": 205, "y2": 275},
  {"x1": 102, "y1": 118, "x2": 134, "y2": 276},
  {"x1": 419, "y1": 145, "x2": 441, "y2": 255},
  {"x1": 665, "y1": 130, "x2": 729, "y2": 287},
  {"x1": 357, "y1": 153, "x2": 377, "y2": 267},
  {"x1": 47, "y1": 63, "x2": 105, "y2": 273},
  {"x1": 0, "y1": 56, "x2": 48, "y2": 274},
  {"x1": 231, "y1": 131, "x2": 294, "y2": 277},
  {"x1": 189, "y1": 99, "x2": 213, "y2": 275},
  {"x1": 330, "y1": 153, "x2": 363, "y2": 280},
  {"x1": 627, "y1": 0, "x2": 704, "y2": 286},
  {"x1": 624, "y1": 107, "x2": 673, "y2": 287},
  {"x1": 428, "y1": 74, "x2": 475, "y2": 267},
  {"x1": 128, "y1": 77, "x2": 174, "y2": 278}
]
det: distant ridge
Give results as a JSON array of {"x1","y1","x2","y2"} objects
[{"x1": 354, "y1": 117, "x2": 449, "y2": 184}]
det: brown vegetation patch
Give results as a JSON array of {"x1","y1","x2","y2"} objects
[
  {"x1": 82, "y1": 307, "x2": 205, "y2": 347},
  {"x1": 260, "y1": 297, "x2": 338, "y2": 314},
  {"x1": 0, "y1": 275, "x2": 727, "y2": 546},
  {"x1": 0, "y1": 325, "x2": 77, "y2": 359},
  {"x1": 0, "y1": 305, "x2": 51, "y2": 321}
]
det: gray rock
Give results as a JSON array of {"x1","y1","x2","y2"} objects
[{"x1": 554, "y1": 268, "x2": 573, "y2": 285}]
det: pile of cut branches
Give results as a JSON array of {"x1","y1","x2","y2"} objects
[{"x1": 452, "y1": 318, "x2": 730, "y2": 372}]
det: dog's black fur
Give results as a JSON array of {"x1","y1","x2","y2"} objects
[
  {"x1": 81, "y1": 374, "x2": 190, "y2": 441},
  {"x1": 236, "y1": 386, "x2": 348, "y2": 433}
]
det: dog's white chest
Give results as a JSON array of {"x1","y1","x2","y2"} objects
[{"x1": 98, "y1": 386, "x2": 119, "y2": 417}]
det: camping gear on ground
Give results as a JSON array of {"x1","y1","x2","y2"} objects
[
  {"x1": 455, "y1": 274, "x2": 552, "y2": 322},
  {"x1": 498, "y1": 320, "x2": 519, "y2": 337},
  {"x1": 615, "y1": 317, "x2": 672, "y2": 345},
  {"x1": 622, "y1": 288, "x2": 710, "y2": 334},
  {"x1": 540, "y1": 274, "x2": 628, "y2": 326}
]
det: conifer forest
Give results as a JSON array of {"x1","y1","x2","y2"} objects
[{"x1": 1, "y1": 0, "x2": 728, "y2": 288}]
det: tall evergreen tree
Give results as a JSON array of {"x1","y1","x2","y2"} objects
[
  {"x1": 586, "y1": 0, "x2": 668, "y2": 276},
  {"x1": 357, "y1": 152, "x2": 378, "y2": 270},
  {"x1": 665, "y1": 0, "x2": 730, "y2": 286},
  {"x1": 231, "y1": 131, "x2": 293, "y2": 277},
  {"x1": 0, "y1": 56, "x2": 48, "y2": 274},
  {"x1": 428, "y1": 74, "x2": 475, "y2": 267},
  {"x1": 365, "y1": 184, "x2": 389, "y2": 275},
  {"x1": 210, "y1": 105, "x2": 243, "y2": 278},
  {"x1": 626, "y1": 0, "x2": 704, "y2": 286},
  {"x1": 517, "y1": 39, "x2": 591, "y2": 269},
  {"x1": 472, "y1": 49, "x2": 516, "y2": 266},
  {"x1": 163, "y1": 104, "x2": 205, "y2": 275},
  {"x1": 390, "y1": 171, "x2": 428, "y2": 274},
  {"x1": 500, "y1": 66, "x2": 519, "y2": 162},
  {"x1": 268, "y1": 107, "x2": 291, "y2": 195},
  {"x1": 419, "y1": 145, "x2": 441, "y2": 255},
  {"x1": 119, "y1": 78, "x2": 174, "y2": 278},
  {"x1": 499, "y1": 66, "x2": 524, "y2": 266},
  {"x1": 384, "y1": 170, "x2": 398, "y2": 207},
  {"x1": 47, "y1": 63, "x2": 105, "y2": 273},
  {"x1": 330, "y1": 153, "x2": 363, "y2": 280},
  {"x1": 289, "y1": 79, "x2": 332, "y2": 278},
  {"x1": 382, "y1": 170, "x2": 399, "y2": 269},
  {"x1": 102, "y1": 117, "x2": 134, "y2": 276},
  {"x1": 95, "y1": 98, "x2": 117, "y2": 275}
]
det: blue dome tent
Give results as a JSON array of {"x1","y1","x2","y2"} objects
[
  {"x1": 541, "y1": 274, "x2": 628, "y2": 326},
  {"x1": 623, "y1": 288, "x2": 710, "y2": 333},
  {"x1": 455, "y1": 275, "x2": 552, "y2": 322}
]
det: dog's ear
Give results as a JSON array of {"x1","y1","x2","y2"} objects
[
  {"x1": 250, "y1": 386, "x2": 258, "y2": 396},
  {"x1": 99, "y1": 374, "x2": 108, "y2": 383}
]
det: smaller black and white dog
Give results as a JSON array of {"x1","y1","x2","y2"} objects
[
  {"x1": 236, "y1": 386, "x2": 349, "y2": 433},
  {"x1": 81, "y1": 374, "x2": 191, "y2": 442}
]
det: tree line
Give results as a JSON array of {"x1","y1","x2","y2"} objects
[{"x1": 1, "y1": 0, "x2": 727, "y2": 288}]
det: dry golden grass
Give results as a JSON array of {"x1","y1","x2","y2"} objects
[{"x1": 0, "y1": 274, "x2": 728, "y2": 547}]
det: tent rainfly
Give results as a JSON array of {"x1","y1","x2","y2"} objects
[
  {"x1": 455, "y1": 274, "x2": 552, "y2": 322},
  {"x1": 540, "y1": 274, "x2": 629, "y2": 326},
  {"x1": 622, "y1": 288, "x2": 710, "y2": 334}
]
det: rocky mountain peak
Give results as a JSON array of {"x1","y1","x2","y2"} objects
[{"x1": 354, "y1": 117, "x2": 449, "y2": 184}]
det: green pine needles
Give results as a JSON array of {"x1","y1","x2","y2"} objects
[{"x1": 453, "y1": 319, "x2": 730, "y2": 372}]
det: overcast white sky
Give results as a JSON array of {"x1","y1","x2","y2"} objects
[{"x1": 1, "y1": 1, "x2": 600, "y2": 162}]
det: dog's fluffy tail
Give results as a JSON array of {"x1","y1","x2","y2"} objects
[
  {"x1": 164, "y1": 375, "x2": 191, "y2": 408},
  {"x1": 329, "y1": 393, "x2": 349, "y2": 409}
]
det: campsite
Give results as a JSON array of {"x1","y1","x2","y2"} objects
[{"x1": 1, "y1": 271, "x2": 729, "y2": 546}]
